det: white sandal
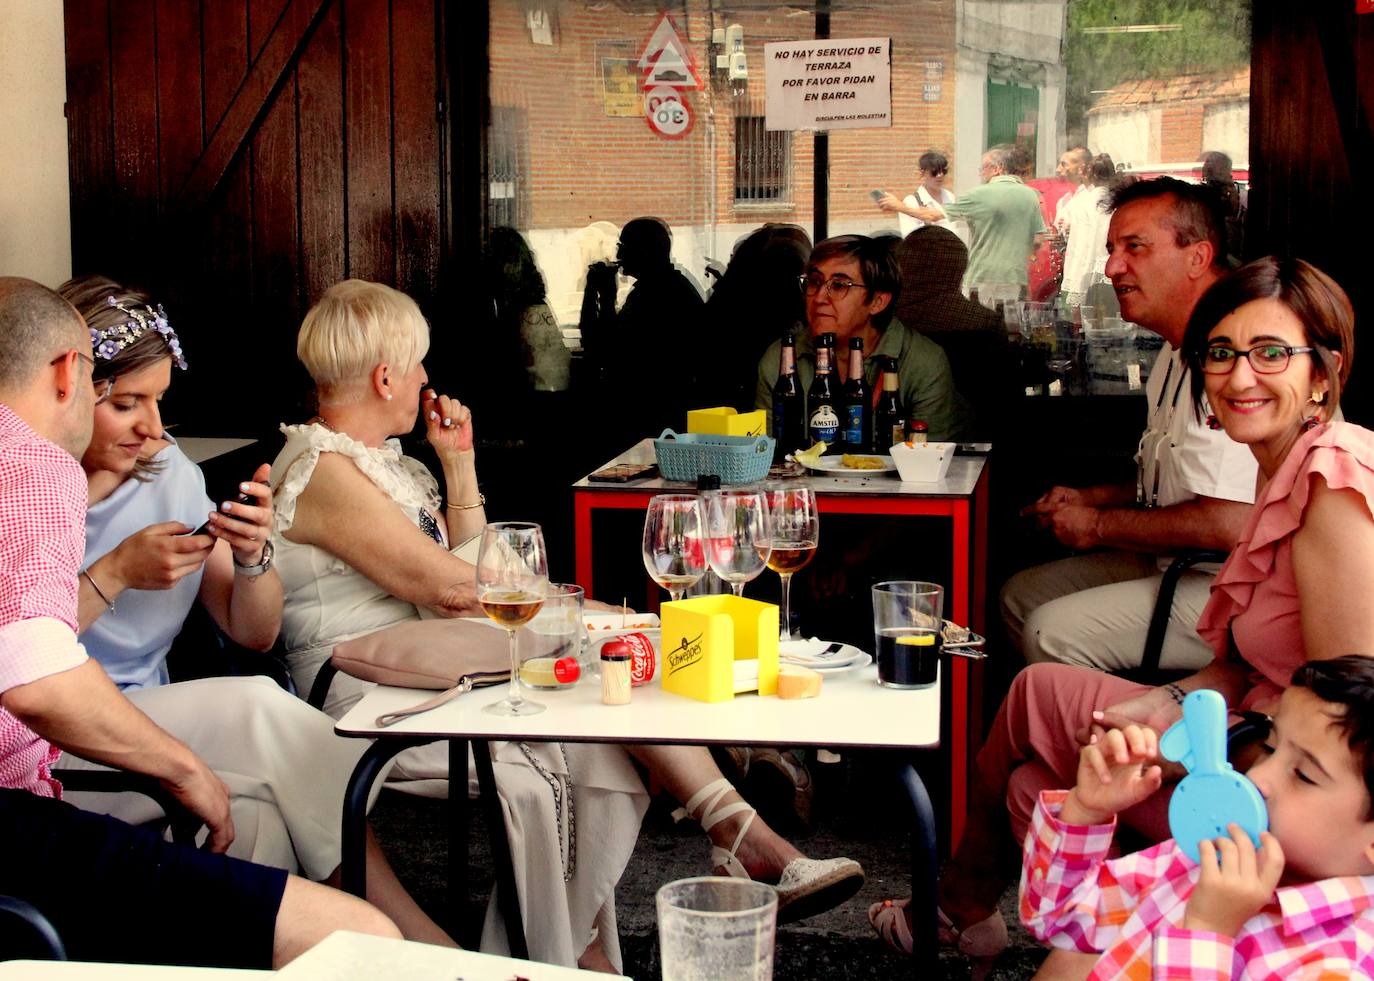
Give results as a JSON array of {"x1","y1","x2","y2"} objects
[{"x1": 684, "y1": 777, "x2": 865, "y2": 924}]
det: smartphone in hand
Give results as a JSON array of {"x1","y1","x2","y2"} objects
[
  {"x1": 186, "y1": 490, "x2": 253, "y2": 537},
  {"x1": 870, "y1": 188, "x2": 887, "y2": 202}
]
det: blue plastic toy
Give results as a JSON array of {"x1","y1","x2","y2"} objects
[{"x1": 1159, "y1": 689, "x2": 1268, "y2": 864}]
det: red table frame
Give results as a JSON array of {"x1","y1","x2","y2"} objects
[{"x1": 572, "y1": 464, "x2": 990, "y2": 846}]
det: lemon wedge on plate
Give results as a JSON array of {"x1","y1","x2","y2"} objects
[{"x1": 792, "y1": 441, "x2": 829, "y2": 467}]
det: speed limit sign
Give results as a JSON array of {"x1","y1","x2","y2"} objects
[{"x1": 643, "y1": 86, "x2": 693, "y2": 139}]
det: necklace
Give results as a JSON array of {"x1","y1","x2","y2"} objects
[{"x1": 517, "y1": 741, "x2": 577, "y2": 881}]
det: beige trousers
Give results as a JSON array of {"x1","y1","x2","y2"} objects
[{"x1": 1000, "y1": 551, "x2": 1216, "y2": 672}]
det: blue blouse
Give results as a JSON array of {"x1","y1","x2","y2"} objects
[{"x1": 82, "y1": 439, "x2": 214, "y2": 690}]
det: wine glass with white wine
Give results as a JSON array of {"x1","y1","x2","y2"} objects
[
  {"x1": 477, "y1": 521, "x2": 549, "y2": 716},
  {"x1": 641, "y1": 494, "x2": 707, "y2": 603},
  {"x1": 763, "y1": 481, "x2": 819, "y2": 642},
  {"x1": 704, "y1": 487, "x2": 772, "y2": 597}
]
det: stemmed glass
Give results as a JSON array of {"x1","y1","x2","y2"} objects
[
  {"x1": 705, "y1": 488, "x2": 772, "y2": 597},
  {"x1": 642, "y1": 494, "x2": 707, "y2": 603},
  {"x1": 476, "y1": 521, "x2": 549, "y2": 716},
  {"x1": 763, "y1": 481, "x2": 819, "y2": 641}
]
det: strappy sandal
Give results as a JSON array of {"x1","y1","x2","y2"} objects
[
  {"x1": 684, "y1": 777, "x2": 864, "y2": 925},
  {"x1": 869, "y1": 898, "x2": 1006, "y2": 979},
  {"x1": 868, "y1": 898, "x2": 913, "y2": 953}
]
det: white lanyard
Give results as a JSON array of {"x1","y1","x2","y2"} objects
[{"x1": 1136, "y1": 355, "x2": 1188, "y2": 508}]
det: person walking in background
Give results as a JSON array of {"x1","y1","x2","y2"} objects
[
  {"x1": 908, "y1": 145, "x2": 1045, "y2": 310},
  {"x1": 1058, "y1": 153, "x2": 1117, "y2": 307}
]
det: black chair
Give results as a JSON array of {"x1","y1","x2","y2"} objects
[
  {"x1": 0, "y1": 896, "x2": 65, "y2": 961},
  {"x1": 1116, "y1": 549, "x2": 1230, "y2": 686}
]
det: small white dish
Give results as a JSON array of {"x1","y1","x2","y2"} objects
[
  {"x1": 890, "y1": 441, "x2": 956, "y2": 483},
  {"x1": 778, "y1": 639, "x2": 868, "y2": 672}
]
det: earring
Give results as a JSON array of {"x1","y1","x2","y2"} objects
[
  {"x1": 1206, "y1": 414, "x2": 1223, "y2": 430},
  {"x1": 1310, "y1": 391, "x2": 1325, "y2": 405},
  {"x1": 384, "y1": 394, "x2": 393, "y2": 402}
]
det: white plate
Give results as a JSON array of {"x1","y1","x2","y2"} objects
[
  {"x1": 778, "y1": 639, "x2": 869, "y2": 672},
  {"x1": 584, "y1": 613, "x2": 660, "y2": 638},
  {"x1": 802, "y1": 455, "x2": 898, "y2": 475}
]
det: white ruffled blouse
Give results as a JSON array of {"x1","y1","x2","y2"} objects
[{"x1": 270, "y1": 422, "x2": 442, "y2": 659}]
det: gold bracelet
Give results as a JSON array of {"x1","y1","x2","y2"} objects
[
  {"x1": 82, "y1": 568, "x2": 115, "y2": 614},
  {"x1": 446, "y1": 493, "x2": 486, "y2": 511}
]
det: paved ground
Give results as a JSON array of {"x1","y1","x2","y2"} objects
[{"x1": 370, "y1": 754, "x2": 1051, "y2": 980}]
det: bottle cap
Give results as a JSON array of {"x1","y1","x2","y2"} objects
[{"x1": 553, "y1": 657, "x2": 581, "y2": 683}]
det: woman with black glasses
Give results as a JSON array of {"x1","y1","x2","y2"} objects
[{"x1": 870, "y1": 257, "x2": 1374, "y2": 977}]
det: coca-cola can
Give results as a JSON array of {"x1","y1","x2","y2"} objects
[{"x1": 620, "y1": 632, "x2": 657, "y2": 687}]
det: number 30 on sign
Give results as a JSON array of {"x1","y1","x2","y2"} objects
[{"x1": 644, "y1": 86, "x2": 693, "y2": 139}]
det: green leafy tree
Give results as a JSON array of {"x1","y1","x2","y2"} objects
[{"x1": 1065, "y1": 0, "x2": 1251, "y2": 143}]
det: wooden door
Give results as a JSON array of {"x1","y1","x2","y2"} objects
[{"x1": 64, "y1": 0, "x2": 449, "y2": 437}]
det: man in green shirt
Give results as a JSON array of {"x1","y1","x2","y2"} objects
[
  {"x1": 911, "y1": 144, "x2": 1045, "y2": 309},
  {"x1": 755, "y1": 234, "x2": 971, "y2": 443}
]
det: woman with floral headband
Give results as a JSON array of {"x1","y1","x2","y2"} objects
[{"x1": 54, "y1": 274, "x2": 455, "y2": 948}]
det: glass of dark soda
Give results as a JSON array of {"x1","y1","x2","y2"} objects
[{"x1": 871, "y1": 581, "x2": 944, "y2": 689}]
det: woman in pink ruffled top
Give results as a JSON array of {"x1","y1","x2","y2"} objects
[{"x1": 870, "y1": 257, "x2": 1374, "y2": 975}]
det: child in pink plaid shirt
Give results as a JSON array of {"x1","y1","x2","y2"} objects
[{"x1": 1021, "y1": 655, "x2": 1374, "y2": 979}]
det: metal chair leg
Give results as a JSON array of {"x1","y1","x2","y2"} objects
[
  {"x1": 0, "y1": 896, "x2": 65, "y2": 960},
  {"x1": 472, "y1": 738, "x2": 529, "y2": 960},
  {"x1": 341, "y1": 738, "x2": 429, "y2": 898},
  {"x1": 449, "y1": 738, "x2": 472, "y2": 944},
  {"x1": 895, "y1": 760, "x2": 940, "y2": 969}
]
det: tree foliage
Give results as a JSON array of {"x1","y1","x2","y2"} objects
[{"x1": 1065, "y1": 0, "x2": 1251, "y2": 142}]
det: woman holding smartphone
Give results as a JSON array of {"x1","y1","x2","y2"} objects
[{"x1": 57, "y1": 275, "x2": 454, "y2": 948}]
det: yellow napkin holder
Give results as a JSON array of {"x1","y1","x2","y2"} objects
[
  {"x1": 687, "y1": 407, "x2": 767, "y2": 438},
  {"x1": 659, "y1": 596, "x2": 780, "y2": 702}
]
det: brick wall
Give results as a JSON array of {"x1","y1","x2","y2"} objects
[
  {"x1": 1159, "y1": 104, "x2": 1206, "y2": 163},
  {"x1": 489, "y1": 0, "x2": 959, "y2": 232}
]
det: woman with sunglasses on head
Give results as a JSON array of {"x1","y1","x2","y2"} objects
[
  {"x1": 870, "y1": 257, "x2": 1374, "y2": 978},
  {"x1": 55, "y1": 275, "x2": 455, "y2": 948}
]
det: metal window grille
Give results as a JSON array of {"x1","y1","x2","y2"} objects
[
  {"x1": 488, "y1": 105, "x2": 530, "y2": 229},
  {"x1": 734, "y1": 114, "x2": 791, "y2": 204}
]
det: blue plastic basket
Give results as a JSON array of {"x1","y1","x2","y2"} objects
[{"x1": 653, "y1": 429, "x2": 775, "y2": 485}]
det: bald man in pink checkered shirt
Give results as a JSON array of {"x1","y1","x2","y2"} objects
[{"x1": 0, "y1": 277, "x2": 397, "y2": 967}]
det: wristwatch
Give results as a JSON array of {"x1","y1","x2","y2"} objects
[{"x1": 232, "y1": 538, "x2": 274, "y2": 578}]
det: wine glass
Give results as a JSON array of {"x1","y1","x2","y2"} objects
[
  {"x1": 476, "y1": 521, "x2": 549, "y2": 716},
  {"x1": 704, "y1": 487, "x2": 772, "y2": 597},
  {"x1": 763, "y1": 480, "x2": 819, "y2": 641},
  {"x1": 642, "y1": 494, "x2": 707, "y2": 603}
]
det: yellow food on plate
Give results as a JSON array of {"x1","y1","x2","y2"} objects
[
  {"x1": 776, "y1": 665, "x2": 823, "y2": 699},
  {"x1": 840, "y1": 454, "x2": 884, "y2": 470}
]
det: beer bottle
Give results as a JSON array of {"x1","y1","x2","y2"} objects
[
  {"x1": 807, "y1": 332, "x2": 839, "y2": 446},
  {"x1": 872, "y1": 356, "x2": 904, "y2": 452},
  {"x1": 772, "y1": 332, "x2": 805, "y2": 461},
  {"x1": 840, "y1": 336, "x2": 869, "y2": 453}
]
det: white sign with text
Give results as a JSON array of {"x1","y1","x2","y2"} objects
[{"x1": 764, "y1": 38, "x2": 891, "y2": 131}]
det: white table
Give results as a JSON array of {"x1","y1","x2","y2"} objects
[
  {"x1": 571, "y1": 439, "x2": 989, "y2": 845},
  {"x1": 328, "y1": 661, "x2": 941, "y2": 962},
  {"x1": 0, "y1": 965, "x2": 266, "y2": 979},
  {"x1": 278, "y1": 930, "x2": 621, "y2": 979}
]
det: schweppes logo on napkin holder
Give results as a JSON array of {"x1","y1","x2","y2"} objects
[{"x1": 659, "y1": 596, "x2": 779, "y2": 703}]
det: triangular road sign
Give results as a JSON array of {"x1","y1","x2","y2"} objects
[
  {"x1": 642, "y1": 44, "x2": 702, "y2": 90},
  {"x1": 637, "y1": 13, "x2": 690, "y2": 70}
]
